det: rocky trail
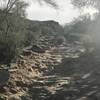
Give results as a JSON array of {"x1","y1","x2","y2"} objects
[{"x1": 0, "y1": 43, "x2": 100, "y2": 100}]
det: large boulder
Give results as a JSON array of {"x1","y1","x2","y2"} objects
[
  {"x1": 31, "y1": 45, "x2": 45, "y2": 53},
  {"x1": 0, "y1": 69, "x2": 10, "y2": 86},
  {"x1": 23, "y1": 45, "x2": 45, "y2": 54}
]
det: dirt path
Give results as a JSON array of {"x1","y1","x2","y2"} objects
[{"x1": 1, "y1": 43, "x2": 100, "y2": 100}]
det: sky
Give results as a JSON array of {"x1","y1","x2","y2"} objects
[{"x1": 26, "y1": 0, "x2": 98, "y2": 25}]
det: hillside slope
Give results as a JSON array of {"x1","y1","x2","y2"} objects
[{"x1": 24, "y1": 20, "x2": 65, "y2": 48}]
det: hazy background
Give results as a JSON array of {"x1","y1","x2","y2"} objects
[{"x1": 26, "y1": 0, "x2": 98, "y2": 25}]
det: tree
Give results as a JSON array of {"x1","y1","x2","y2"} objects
[
  {"x1": 0, "y1": 0, "x2": 58, "y2": 64},
  {"x1": 0, "y1": 0, "x2": 28, "y2": 64},
  {"x1": 71, "y1": 0, "x2": 100, "y2": 10},
  {"x1": 71, "y1": 0, "x2": 100, "y2": 50},
  {"x1": 35, "y1": 0, "x2": 57, "y2": 8},
  {"x1": 64, "y1": 15, "x2": 91, "y2": 35}
]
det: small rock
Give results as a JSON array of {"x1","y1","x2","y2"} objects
[
  {"x1": 77, "y1": 97, "x2": 88, "y2": 100},
  {"x1": 0, "y1": 94, "x2": 7, "y2": 100},
  {"x1": 16, "y1": 81, "x2": 27, "y2": 87},
  {"x1": 28, "y1": 68, "x2": 33, "y2": 72},
  {"x1": 10, "y1": 88, "x2": 18, "y2": 94},
  {"x1": 82, "y1": 73, "x2": 91, "y2": 79},
  {"x1": 8, "y1": 96, "x2": 21, "y2": 100},
  {"x1": 0, "y1": 87, "x2": 8, "y2": 93},
  {"x1": 22, "y1": 50, "x2": 32, "y2": 56},
  {"x1": 96, "y1": 93, "x2": 100, "y2": 99}
]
